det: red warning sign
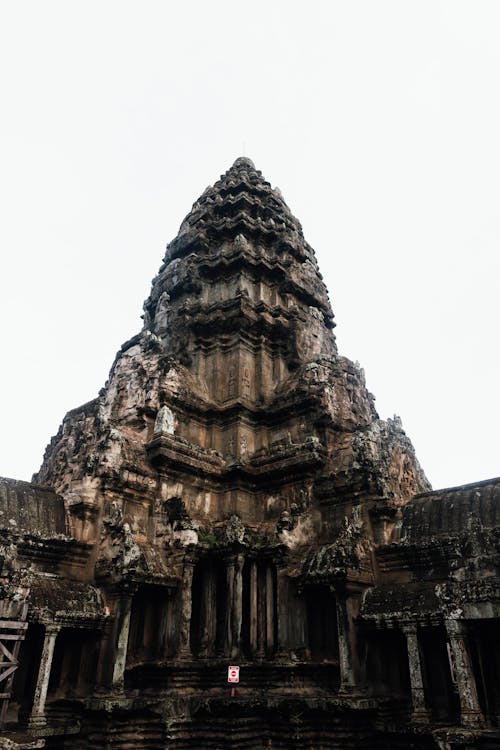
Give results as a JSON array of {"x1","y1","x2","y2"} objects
[{"x1": 227, "y1": 665, "x2": 240, "y2": 683}]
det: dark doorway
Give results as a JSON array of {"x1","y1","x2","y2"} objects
[
  {"x1": 305, "y1": 585, "x2": 338, "y2": 661},
  {"x1": 419, "y1": 625, "x2": 459, "y2": 722},
  {"x1": 127, "y1": 585, "x2": 169, "y2": 664}
]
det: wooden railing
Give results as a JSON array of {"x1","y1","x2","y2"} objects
[{"x1": 0, "y1": 599, "x2": 28, "y2": 725}]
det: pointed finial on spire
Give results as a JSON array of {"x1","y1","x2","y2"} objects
[{"x1": 232, "y1": 156, "x2": 255, "y2": 170}]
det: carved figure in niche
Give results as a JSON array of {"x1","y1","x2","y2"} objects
[
  {"x1": 298, "y1": 488, "x2": 310, "y2": 511},
  {"x1": 144, "y1": 378, "x2": 156, "y2": 404},
  {"x1": 225, "y1": 436, "x2": 235, "y2": 456},
  {"x1": 154, "y1": 405, "x2": 175, "y2": 436},
  {"x1": 240, "y1": 435, "x2": 248, "y2": 457},
  {"x1": 155, "y1": 291, "x2": 170, "y2": 334},
  {"x1": 141, "y1": 301, "x2": 152, "y2": 330},
  {"x1": 391, "y1": 509, "x2": 403, "y2": 543},
  {"x1": 224, "y1": 514, "x2": 245, "y2": 544},
  {"x1": 161, "y1": 497, "x2": 198, "y2": 547},
  {"x1": 107, "y1": 500, "x2": 123, "y2": 526},
  {"x1": 241, "y1": 367, "x2": 251, "y2": 398},
  {"x1": 234, "y1": 233, "x2": 249, "y2": 251},
  {"x1": 309, "y1": 305, "x2": 324, "y2": 322},
  {"x1": 277, "y1": 510, "x2": 294, "y2": 534},
  {"x1": 227, "y1": 367, "x2": 236, "y2": 398}
]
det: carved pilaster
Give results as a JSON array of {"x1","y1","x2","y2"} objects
[
  {"x1": 401, "y1": 624, "x2": 429, "y2": 723},
  {"x1": 446, "y1": 620, "x2": 483, "y2": 726},
  {"x1": 336, "y1": 594, "x2": 356, "y2": 693},
  {"x1": 178, "y1": 559, "x2": 195, "y2": 658},
  {"x1": 111, "y1": 590, "x2": 134, "y2": 689},
  {"x1": 25, "y1": 623, "x2": 60, "y2": 729},
  {"x1": 265, "y1": 564, "x2": 275, "y2": 655},
  {"x1": 250, "y1": 560, "x2": 258, "y2": 655}
]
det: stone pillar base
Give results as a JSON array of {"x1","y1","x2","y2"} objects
[
  {"x1": 24, "y1": 713, "x2": 47, "y2": 730},
  {"x1": 338, "y1": 682, "x2": 357, "y2": 696},
  {"x1": 461, "y1": 709, "x2": 484, "y2": 727},
  {"x1": 411, "y1": 706, "x2": 430, "y2": 723}
]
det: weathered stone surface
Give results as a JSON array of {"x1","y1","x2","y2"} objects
[
  {"x1": 0, "y1": 478, "x2": 66, "y2": 537},
  {"x1": 0, "y1": 158, "x2": 498, "y2": 748}
]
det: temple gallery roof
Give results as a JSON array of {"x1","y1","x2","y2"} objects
[
  {"x1": 0, "y1": 476, "x2": 66, "y2": 536},
  {"x1": 402, "y1": 475, "x2": 500, "y2": 542}
]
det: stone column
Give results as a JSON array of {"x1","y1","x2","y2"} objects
[
  {"x1": 26, "y1": 623, "x2": 60, "y2": 728},
  {"x1": 336, "y1": 594, "x2": 356, "y2": 693},
  {"x1": 200, "y1": 562, "x2": 216, "y2": 657},
  {"x1": 292, "y1": 590, "x2": 308, "y2": 660},
  {"x1": 225, "y1": 557, "x2": 235, "y2": 656},
  {"x1": 95, "y1": 588, "x2": 133, "y2": 689},
  {"x1": 232, "y1": 555, "x2": 244, "y2": 658},
  {"x1": 265, "y1": 564, "x2": 275, "y2": 655},
  {"x1": 225, "y1": 554, "x2": 244, "y2": 658},
  {"x1": 161, "y1": 587, "x2": 177, "y2": 659},
  {"x1": 178, "y1": 560, "x2": 195, "y2": 658},
  {"x1": 250, "y1": 560, "x2": 258, "y2": 655},
  {"x1": 275, "y1": 569, "x2": 289, "y2": 658},
  {"x1": 446, "y1": 620, "x2": 483, "y2": 726},
  {"x1": 401, "y1": 624, "x2": 429, "y2": 722},
  {"x1": 111, "y1": 591, "x2": 134, "y2": 689},
  {"x1": 256, "y1": 562, "x2": 266, "y2": 658}
]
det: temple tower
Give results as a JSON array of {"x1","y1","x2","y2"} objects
[{"x1": 23, "y1": 158, "x2": 437, "y2": 747}]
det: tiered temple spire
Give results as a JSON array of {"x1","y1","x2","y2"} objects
[{"x1": 3, "y1": 160, "x2": 491, "y2": 748}]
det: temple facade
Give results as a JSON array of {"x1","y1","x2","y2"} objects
[{"x1": 0, "y1": 158, "x2": 499, "y2": 749}]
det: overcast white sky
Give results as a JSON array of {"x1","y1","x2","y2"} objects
[{"x1": 0, "y1": 1, "x2": 498, "y2": 490}]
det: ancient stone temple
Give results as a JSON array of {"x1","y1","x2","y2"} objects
[{"x1": 1, "y1": 158, "x2": 499, "y2": 749}]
